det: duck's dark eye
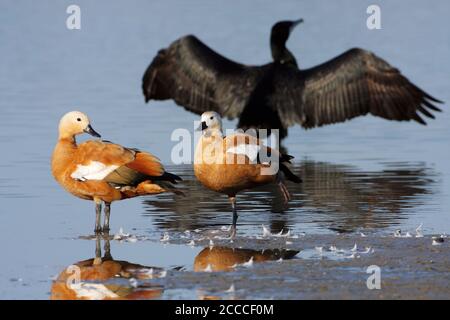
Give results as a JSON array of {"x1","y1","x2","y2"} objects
[
  {"x1": 77, "y1": 118, "x2": 81, "y2": 122},
  {"x1": 210, "y1": 116, "x2": 214, "y2": 120}
]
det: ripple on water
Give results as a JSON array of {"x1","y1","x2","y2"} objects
[{"x1": 142, "y1": 162, "x2": 439, "y2": 236}]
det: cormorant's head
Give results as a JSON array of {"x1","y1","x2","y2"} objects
[
  {"x1": 270, "y1": 19, "x2": 303, "y2": 46},
  {"x1": 270, "y1": 19, "x2": 303, "y2": 67}
]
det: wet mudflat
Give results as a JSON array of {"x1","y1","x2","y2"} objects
[
  {"x1": 162, "y1": 233, "x2": 450, "y2": 300},
  {"x1": 48, "y1": 220, "x2": 450, "y2": 300},
  {"x1": 1, "y1": 0, "x2": 450, "y2": 299}
]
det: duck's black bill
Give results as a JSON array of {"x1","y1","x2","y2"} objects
[
  {"x1": 196, "y1": 121, "x2": 208, "y2": 131},
  {"x1": 84, "y1": 124, "x2": 101, "y2": 138}
]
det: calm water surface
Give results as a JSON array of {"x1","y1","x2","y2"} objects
[{"x1": 0, "y1": 0, "x2": 449, "y2": 299}]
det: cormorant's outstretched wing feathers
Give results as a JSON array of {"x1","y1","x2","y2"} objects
[
  {"x1": 142, "y1": 35, "x2": 261, "y2": 118},
  {"x1": 270, "y1": 48, "x2": 442, "y2": 129}
]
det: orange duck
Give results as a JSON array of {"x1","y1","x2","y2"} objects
[
  {"x1": 51, "y1": 111, "x2": 182, "y2": 233},
  {"x1": 194, "y1": 111, "x2": 302, "y2": 236}
]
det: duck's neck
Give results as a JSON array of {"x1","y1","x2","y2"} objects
[
  {"x1": 205, "y1": 128, "x2": 223, "y2": 139},
  {"x1": 59, "y1": 135, "x2": 77, "y2": 146},
  {"x1": 195, "y1": 129, "x2": 224, "y2": 165},
  {"x1": 52, "y1": 136, "x2": 77, "y2": 178}
]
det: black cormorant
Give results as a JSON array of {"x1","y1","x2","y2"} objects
[{"x1": 142, "y1": 19, "x2": 442, "y2": 138}]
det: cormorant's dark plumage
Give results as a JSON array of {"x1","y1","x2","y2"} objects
[{"x1": 142, "y1": 19, "x2": 442, "y2": 138}]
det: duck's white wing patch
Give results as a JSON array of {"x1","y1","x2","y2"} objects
[
  {"x1": 71, "y1": 161, "x2": 119, "y2": 181},
  {"x1": 226, "y1": 144, "x2": 260, "y2": 162},
  {"x1": 72, "y1": 282, "x2": 119, "y2": 300}
]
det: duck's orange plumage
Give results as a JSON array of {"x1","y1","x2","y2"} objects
[
  {"x1": 51, "y1": 111, "x2": 182, "y2": 232},
  {"x1": 194, "y1": 111, "x2": 301, "y2": 237}
]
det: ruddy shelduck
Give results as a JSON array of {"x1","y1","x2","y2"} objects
[
  {"x1": 194, "y1": 111, "x2": 301, "y2": 236},
  {"x1": 52, "y1": 111, "x2": 182, "y2": 233}
]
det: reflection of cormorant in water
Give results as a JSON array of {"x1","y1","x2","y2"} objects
[
  {"x1": 50, "y1": 234, "x2": 164, "y2": 300},
  {"x1": 142, "y1": 162, "x2": 434, "y2": 233},
  {"x1": 194, "y1": 246, "x2": 298, "y2": 272}
]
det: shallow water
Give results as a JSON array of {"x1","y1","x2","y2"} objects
[{"x1": 0, "y1": 0, "x2": 449, "y2": 299}]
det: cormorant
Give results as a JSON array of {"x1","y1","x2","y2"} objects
[{"x1": 142, "y1": 19, "x2": 442, "y2": 138}]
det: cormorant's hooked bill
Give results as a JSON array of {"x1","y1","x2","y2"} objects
[
  {"x1": 272, "y1": 18, "x2": 303, "y2": 27},
  {"x1": 271, "y1": 18, "x2": 304, "y2": 36},
  {"x1": 290, "y1": 18, "x2": 303, "y2": 30}
]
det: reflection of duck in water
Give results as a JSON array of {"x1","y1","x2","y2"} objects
[
  {"x1": 143, "y1": 162, "x2": 434, "y2": 233},
  {"x1": 194, "y1": 246, "x2": 299, "y2": 272},
  {"x1": 51, "y1": 234, "x2": 164, "y2": 300}
]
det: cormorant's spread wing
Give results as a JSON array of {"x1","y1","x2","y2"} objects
[
  {"x1": 142, "y1": 35, "x2": 261, "y2": 119},
  {"x1": 270, "y1": 48, "x2": 442, "y2": 129}
]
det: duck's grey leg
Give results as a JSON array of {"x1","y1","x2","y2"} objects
[
  {"x1": 95, "y1": 233, "x2": 101, "y2": 258},
  {"x1": 278, "y1": 181, "x2": 291, "y2": 203},
  {"x1": 94, "y1": 201, "x2": 102, "y2": 233},
  {"x1": 102, "y1": 202, "x2": 111, "y2": 233},
  {"x1": 93, "y1": 233, "x2": 103, "y2": 265},
  {"x1": 229, "y1": 196, "x2": 238, "y2": 238},
  {"x1": 103, "y1": 231, "x2": 112, "y2": 260},
  {"x1": 276, "y1": 172, "x2": 291, "y2": 203}
]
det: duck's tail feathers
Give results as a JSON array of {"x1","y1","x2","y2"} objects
[
  {"x1": 280, "y1": 153, "x2": 294, "y2": 164},
  {"x1": 280, "y1": 163, "x2": 302, "y2": 183},
  {"x1": 160, "y1": 171, "x2": 182, "y2": 184}
]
